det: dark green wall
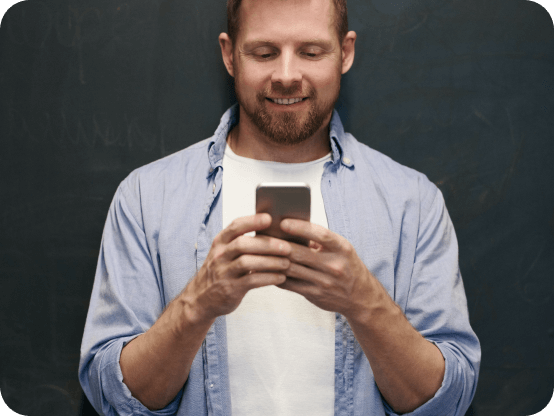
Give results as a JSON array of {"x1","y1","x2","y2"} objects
[{"x1": 1, "y1": 0, "x2": 553, "y2": 414}]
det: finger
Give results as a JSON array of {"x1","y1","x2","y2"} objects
[
  {"x1": 228, "y1": 254, "x2": 290, "y2": 277},
  {"x1": 217, "y1": 214, "x2": 272, "y2": 244},
  {"x1": 285, "y1": 261, "x2": 326, "y2": 285},
  {"x1": 241, "y1": 272, "x2": 287, "y2": 291},
  {"x1": 277, "y1": 276, "x2": 316, "y2": 296},
  {"x1": 285, "y1": 241, "x2": 324, "y2": 271},
  {"x1": 280, "y1": 220, "x2": 343, "y2": 251},
  {"x1": 225, "y1": 235, "x2": 291, "y2": 260}
]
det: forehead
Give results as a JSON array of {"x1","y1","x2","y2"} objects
[{"x1": 238, "y1": 0, "x2": 336, "y2": 44}]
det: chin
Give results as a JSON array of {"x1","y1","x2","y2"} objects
[{"x1": 242, "y1": 96, "x2": 335, "y2": 146}]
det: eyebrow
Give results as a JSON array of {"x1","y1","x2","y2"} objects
[{"x1": 243, "y1": 39, "x2": 334, "y2": 51}]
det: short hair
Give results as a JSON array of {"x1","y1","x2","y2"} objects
[{"x1": 227, "y1": 0, "x2": 348, "y2": 45}]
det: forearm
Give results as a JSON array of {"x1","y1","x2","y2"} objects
[
  {"x1": 346, "y1": 277, "x2": 445, "y2": 414},
  {"x1": 120, "y1": 288, "x2": 214, "y2": 411}
]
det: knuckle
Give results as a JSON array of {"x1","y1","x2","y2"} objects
[
  {"x1": 328, "y1": 261, "x2": 344, "y2": 277},
  {"x1": 320, "y1": 279, "x2": 333, "y2": 291},
  {"x1": 276, "y1": 239, "x2": 291, "y2": 254},
  {"x1": 342, "y1": 241, "x2": 354, "y2": 255},
  {"x1": 206, "y1": 257, "x2": 217, "y2": 273},
  {"x1": 210, "y1": 249, "x2": 224, "y2": 265},
  {"x1": 236, "y1": 235, "x2": 250, "y2": 251},
  {"x1": 322, "y1": 229, "x2": 334, "y2": 244},
  {"x1": 236, "y1": 255, "x2": 249, "y2": 271},
  {"x1": 243, "y1": 274, "x2": 258, "y2": 289},
  {"x1": 211, "y1": 235, "x2": 221, "y2": 247},
  {"x1": 258, "y1": 213, "x2": 270, "y2": 225},
  {"x1": 228, "y1": 219, "x2": 242, "y2": 234},
  {"x1": 227, "y1": 237, "x2": 240, "y2": 254}
]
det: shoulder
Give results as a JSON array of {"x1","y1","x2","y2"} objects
[
  {"x1": 117, "y1": 138, "x2": 212, "y2": 210},
  {"x1": 342, "y1": 133, "x2": 438, "y2": 206},
  {"x1": 123, "y1": 138, "x2": 210, "y2": 188}
]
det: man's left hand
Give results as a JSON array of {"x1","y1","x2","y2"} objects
[{"x1": 277, "y1": 219, "x2": 378, "y2": 320}]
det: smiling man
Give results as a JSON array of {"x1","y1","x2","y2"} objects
[{"x1": 79, "y1": 0, "x2": 480, "y2": 415}]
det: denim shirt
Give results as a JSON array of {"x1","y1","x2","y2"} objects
[{"x1": 79, "y1": 104, "x2": 480, "y2": 416}]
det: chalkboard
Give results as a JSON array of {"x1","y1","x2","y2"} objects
[{"x1": 1, "y1": 0, "x2": 553, "y2": 414}]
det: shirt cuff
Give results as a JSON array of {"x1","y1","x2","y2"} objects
[
  {"x1": 381, "y1": 341, "x2": 463, "y2": 416},
  {"x1": 98, "y1": 335, "x2": 184, "y2": 416}
]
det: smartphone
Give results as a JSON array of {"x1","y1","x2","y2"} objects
[{"x1": 255, "y1": 182, "x2": 311, "y2": 246}]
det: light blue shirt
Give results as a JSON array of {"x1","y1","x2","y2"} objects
[{"x1": 79, "y1": 104, "x2": 480, "y2": 416}]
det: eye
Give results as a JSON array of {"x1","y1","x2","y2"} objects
[
  {"x1": 301, "y1": 49, "x2": 322, "y2": 59},
  {"x1": 253, "y1": 47, "x2": 276, "y2": 60}
]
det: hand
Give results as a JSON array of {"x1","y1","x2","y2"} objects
[
  {"x1": 182, "y1": 214, "x2": 291, "y2": 324},
  {"x1": 278, "y1": 219, "x2": 377, "y2": 320}
]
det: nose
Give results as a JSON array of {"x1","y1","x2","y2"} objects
[{"x1": 271, "y1": 49, "x2": 302, "y2": 88}]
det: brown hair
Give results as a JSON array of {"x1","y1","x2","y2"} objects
[{"x1": 227, "y1": 0, "x2": 348, "y2": 45}]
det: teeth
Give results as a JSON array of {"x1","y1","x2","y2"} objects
[{"x1": 272, "y1": 98, "x2": 303, "y2": 105}]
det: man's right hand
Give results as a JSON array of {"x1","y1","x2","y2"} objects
[
  {"x1": 120, "y1": 213, "x2": 291, "y2": 411},
  {"x1": 181, "y1": 213, "x2": 292, "y2": 325}
]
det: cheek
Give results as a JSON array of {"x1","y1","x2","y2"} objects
[
  {"x1": 304, "y1": 61, "x2": 341, "y2": 89},
  {"x1": 237, "y1": 63, "x2": 270, "y2": 90},
  {"x1": 310, "y1": 70, "x2": 340, "y2": 91}
]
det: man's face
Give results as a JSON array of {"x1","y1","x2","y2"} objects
[{"x1": 231, "y1": 0, "x2": 344, "y2": 146}]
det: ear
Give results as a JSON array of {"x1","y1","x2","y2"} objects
[
  {"x1": 341, "y1": 31, "x2": 357, "y2": 75},
  {"x1": 219, "y1": 33, "x2": 235, "y2": 77}
]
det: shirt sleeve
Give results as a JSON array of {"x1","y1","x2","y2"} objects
[
  {"x1": 78, "y1": 177, "x2": 184, "y2": 416},
  {"x1": 383, "y1": 184, "x2": 481, "y2": 416}
]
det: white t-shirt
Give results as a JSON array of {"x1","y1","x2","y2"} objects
[{"x1": 222, "y1": 143, "x2": 336, "y2": 416}]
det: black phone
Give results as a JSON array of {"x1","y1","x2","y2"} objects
[{"x1": 255, "y1": 182, "x2": 311, "y2": 246}]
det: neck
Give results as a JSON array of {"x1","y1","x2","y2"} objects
[{"x1": 227, "y1": 107, "x2": 332, "y2": 163}]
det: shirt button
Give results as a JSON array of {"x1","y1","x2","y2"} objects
[
  {"x1": 343, "y1": 157, "x2": 351, "y2": 164},
  {"x1": 212, "y1": 184, "x2": 216, "y2": 193},
  {"x1": 194, "y1": 242, "x2": 198, "y2": 250},
  {"x1": 209, "y1": 168, "x2": 214, "y2": 173},
  {"x1": 210, "y1": 383, "x2": 214, "y2": 388}
]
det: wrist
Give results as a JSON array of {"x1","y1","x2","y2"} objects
[
  {"x1": 176, "y1": 283, "x2": 215, "y2": 329},
  {"x1": 345, "y1": 271, "x2": 397, "y2": 327}
]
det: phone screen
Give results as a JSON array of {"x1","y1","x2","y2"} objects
[{"x1": 255, "y1": 183, "x2": 310, "y2": 246}]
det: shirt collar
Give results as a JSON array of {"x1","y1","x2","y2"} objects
[{"x1": 207, "y1": 103, "x2": 353, "y2": 176}]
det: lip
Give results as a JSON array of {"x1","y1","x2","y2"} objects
[
  {"x1": 267, "y1": 97, "x2": 306, "y2": 100},
  {"x1": 265, "y1": 97, "x2": 309, "y2": 107}
]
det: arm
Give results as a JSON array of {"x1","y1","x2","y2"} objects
[
  {"x1": 341, "y1": 275, "x2": 445, "y2": 413},
  {"x1": 120, "y1": 213, "x2": 291, "y2": 410},
  {"x1": 79, "y1": 180, "x2": 291, "y2": 414},
  {"x1": 277, "y1": 222, "x2": 443, "y2": 413},
  {"x1": 278, "y1": 188, "x2": 479, "y2": 415},
  {"x1": 118, "y1": 292, "x2": 213, "y2": 411}
]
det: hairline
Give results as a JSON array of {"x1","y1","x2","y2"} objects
[{"x1": 227, "y1": 0, "x2": 348, "y2": 47}]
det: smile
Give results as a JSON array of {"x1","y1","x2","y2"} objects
[{"x1": 267, "y1": 97, "x2": 308, "y2": 105}]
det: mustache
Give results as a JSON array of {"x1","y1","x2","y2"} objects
[{"x1": 257, "y1": 85, "x2": 316, "y2": 99}]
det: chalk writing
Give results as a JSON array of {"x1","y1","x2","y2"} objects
[
  {"x1": 515, "y1": 239, "x2": 552, "y2": 305},
  {"x1": 4, "y1": 1, "x2": 156, "y2": 84},
  {"x1": 6, "y1": 103, "x2": 161, "y2": 152},
  {"x1": 4, "y1": 1, "x2": 148, "y2": 49}
]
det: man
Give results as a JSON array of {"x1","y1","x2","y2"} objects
[{"x1": 79, "y1": 0, "x2": 480, "y2": 414}]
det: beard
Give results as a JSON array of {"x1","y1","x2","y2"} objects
[{"x1": 235, "y1": 79, "x2": 340, "y2": 146}]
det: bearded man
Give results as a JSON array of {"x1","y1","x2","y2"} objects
[{"x1": 79, "y1": 0, "x2": 480, "y2": 415}]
